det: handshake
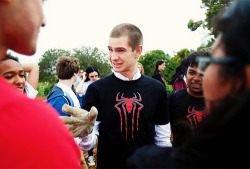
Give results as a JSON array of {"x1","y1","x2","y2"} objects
[{"x1": 60, "y1": 104, "x2": 98, "y2": 137}]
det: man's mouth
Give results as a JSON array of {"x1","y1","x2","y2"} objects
[
  {"x1": 192, "y1": 83, "x2": 201, "y2": 89},
  {"x1": 113, "y1": 63, "x2": 122, "y2": 68}
]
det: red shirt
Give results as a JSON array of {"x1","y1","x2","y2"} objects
[{"x1": 0, "y1": 77, "x2": 81, "y2": 168}]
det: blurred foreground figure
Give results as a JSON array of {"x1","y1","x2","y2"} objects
[
  {"x1": 0, "y1": 0, "x2": 82, "y2": 168},
  {"x1": 128, "y1": 0, "x2": 250, "y2": 168}
]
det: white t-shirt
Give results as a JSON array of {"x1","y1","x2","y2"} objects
[
  {"x1": 57, "y1": 82, "x2": 80, "y2": 108},
  {"x1": 79, "y1": 80, "x2": 93, "y2": 97},
  {"x1": 24, "y1": 82, "x2": 38, "y2": 99}
]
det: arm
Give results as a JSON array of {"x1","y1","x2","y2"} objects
[
  {"x1": 154, "y1": 85, "x2": 172, "y2": 147},
  {"x1": 76, "y1": 72, "x2": 87, "y2": 94},
  {"x1": 22, "y1": 63, "x2": 39, "y2": 90}
]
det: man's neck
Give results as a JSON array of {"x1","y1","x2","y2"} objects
[
  {"x1": 187, "y1": 88, "x2": 204, "y2": 98},
  {"x1": 58, "y1": 79, "x2": 74, "y2": 88},
  {"x1": 114, "y1": 69, "x2": 141, "y2": 81}
]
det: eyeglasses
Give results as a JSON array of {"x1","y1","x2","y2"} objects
[
  {"x1": 89, "y1": 75, "x2": 99, "y2": 78},
  {"x1": 196, "y1": 56, "x2": 237, "y2": 74}
]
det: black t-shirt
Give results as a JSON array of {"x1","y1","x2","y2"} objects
[
  {"x1": 83, "y1": 74, "x2": 169, "y2": 168},
  {"x1": 168, "y1": 88, "x2": 208, "y2": 147}
]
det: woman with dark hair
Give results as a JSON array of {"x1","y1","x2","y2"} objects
[
  {"x1": 128, "y1": 0, "x2": 250, "y2": 168},
  {"x1": 152, "y1": 60, "x2": 166, "y2": 86},
  {"x1": 76, "y1": 65, "x2": 100, "y2": 166},
  {"x1": 0, "y1": 54, "x2": 39, "y2": 98},
  {"x1": 76, "y1": 66, "x2": 100, "y2": 98},
  {"x1": 170, "y1": 58, "x2": 187, "y2": 91}
]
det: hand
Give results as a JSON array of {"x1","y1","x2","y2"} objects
[{"x1": 60, "y1": 104, "x2": 98, "y2": 137}]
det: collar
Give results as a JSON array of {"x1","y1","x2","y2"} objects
[{"x1": 114, "y1": 69, "x2": 141, "y2": 81}]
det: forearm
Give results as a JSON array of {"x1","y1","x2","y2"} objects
[{"x1": 21, "y1": 63, "x2": 39, "y2": 89}]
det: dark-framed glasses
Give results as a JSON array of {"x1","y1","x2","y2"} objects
[{"x1": 196, "y1": 56, "x2": 237, "y2": 74}]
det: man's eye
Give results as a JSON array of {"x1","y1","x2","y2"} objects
[{"x1": 5, "y1": 76, "x2": 13, "y2": 79}]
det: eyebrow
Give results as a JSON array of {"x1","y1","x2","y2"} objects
[
  {"x1": 3, "y1": 70, "x2": 24, "y2": 75},
  {"x1": 108, "y1": 46, "x2": 126, "y2": 50}
]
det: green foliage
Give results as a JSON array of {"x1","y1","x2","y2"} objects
[
  {"x1": 188, "y1": 0, "x2": 232, "y2": 37},
  {"x1": 187, "y1": 19, "x2": 203, "y2": 31},
  {"x1": 38, "y1": 49, "x2": 70, "y2": 83},
  {"x1": 71, "y1": 46, "x2": 112, "y2": 78},
  {"x1": 139, "y1": 50, "x2": 170, "y2": 77},
  {"x1": 38, "y1": 46, "x2": 112, "y2": 84},
  {"x1": 37, "y1": 82, "x2": 55, "y2": 97},
  {"x1": 166, "y1": 84, "x2": 174, "y2": 94}
]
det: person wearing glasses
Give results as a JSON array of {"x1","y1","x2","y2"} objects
[
  {"x1": 168, "y1": 51, "x2": 210, "y2": 148},
  {"x1": 75, "y1": 65, "x2": 100, "y2": 166},
  {"x1": 128, "y1": 0, "x2": 250, "y2": 168}
]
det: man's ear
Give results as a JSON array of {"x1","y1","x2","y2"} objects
[{"x1": 135, "y1": 45, "x2": 143, "y2": 58}]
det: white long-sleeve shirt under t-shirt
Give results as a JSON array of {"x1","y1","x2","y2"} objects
[{"x1": 79, "y1": 70, "x2": 172, "y2": 151}]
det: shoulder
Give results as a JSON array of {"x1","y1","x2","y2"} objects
[
  {"x1": 46, "y1": 84, "x2": 64, "y2": 100},
  {"x1": 89, "y1": 74, "x2": 116, "y2": 87},
  {"x1": 0, "y1": 79, "x2": 81, "y2": 168},
  {"x1": 168, "y1": 88, "x2": 187, "y2": 100},
  {"x1": 142, "y1": 75, "x2": 165, "y2": 88}
]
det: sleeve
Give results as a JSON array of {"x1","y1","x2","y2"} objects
[
  {"x1": 155, "y1": 123, "x2": 172, "y2": 147},
  {"x1": 79, "y1": 131, "x2": 97, "y2": 151},
  {"x1": 47, "y1": 97, "x2": 70, "y2": 116},
  {"x1": 25, "y1": 82, "x2": 38, "y2": 99},
  {"x1": 154, "y1": 85, "x2": 169, "y2": 125},
  {"x1": 82, "y1": 84, "x2": 101, "y2": 121},
  {"x1": 167, "y1": 92, "x2": 175, "y2": 127}
]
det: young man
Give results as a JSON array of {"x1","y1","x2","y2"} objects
[
  {"x1": 78, "y1": 23, "x2": 171, "y2": 168},
  {"x1": 0, "y1": 0, "x2": 82, "y2": 168},
  {"x1": 168, "y1": 51, "x2": 210, "y2": 148},
  {"x1": 46, "y1": 56, "x2": 81, "y2": 116}
]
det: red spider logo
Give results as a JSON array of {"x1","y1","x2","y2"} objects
[
  {"x1": 114, "y1": 92, "x2": 144, "y2": 141},
  {"x1": 186, "y1": 106, "x2": 208, "y2": 128}
]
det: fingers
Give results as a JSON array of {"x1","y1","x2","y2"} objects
[
  {"x1": 89, "y1": 106, "x2": 98, "y2": 122},
  {"x1": 62, "y1": 104, "x2": 89, "y2": 117},
  {"x1": 59, "y1": 116, "x2": 82, "y2": 125},
  {"x1": 62, "y1": 104, "x2": 76, "y2": 116}
]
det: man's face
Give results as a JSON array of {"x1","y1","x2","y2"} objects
[
  {"x1": 1, "y1": 0, "x2": 46, "y2": 55},
  {"x1": 79, "y1": 71, "x2": 84, "y2": 78},
  {"x1": 186, "y1": 64, "x2": 203, "y2": 97},
  {"x1": 203, "y1": 37, "x2": 233, "y2": 110},
  {"x1": 108, "y1": 36, "x2": 142, "y2": 78}
]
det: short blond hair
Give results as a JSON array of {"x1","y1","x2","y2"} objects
[{"x1": 110, "y1": 23, "x2": 143, "y2": 51}]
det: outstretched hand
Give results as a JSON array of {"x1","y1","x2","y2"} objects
[{"x1": 60, "y1": 104, "x2": 98, "y2": 137}]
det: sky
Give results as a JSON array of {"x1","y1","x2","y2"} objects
[{"x1": 11, "y1": 0, "x2": 211, "y2": 64}]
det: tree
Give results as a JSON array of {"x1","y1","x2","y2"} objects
[
  {"x1": 187, "y1": 0, "x2": 232, "y2": 42},
  {"x1": 38, "y1": 48, "x2": 71, "y2": 83},
  {"x1": 138, "y1": 50, "x2": 171, "y2": 82},
  {"x1": 38, "y1": 46, "x2": 112, "y2": 84},
  {"x1": 71, "y1": 46, "x2": 112, "y2": 78}
]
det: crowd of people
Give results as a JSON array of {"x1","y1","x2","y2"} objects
[{"x1": 1, "y1": 0, "x2": 250, "y2": 168}]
